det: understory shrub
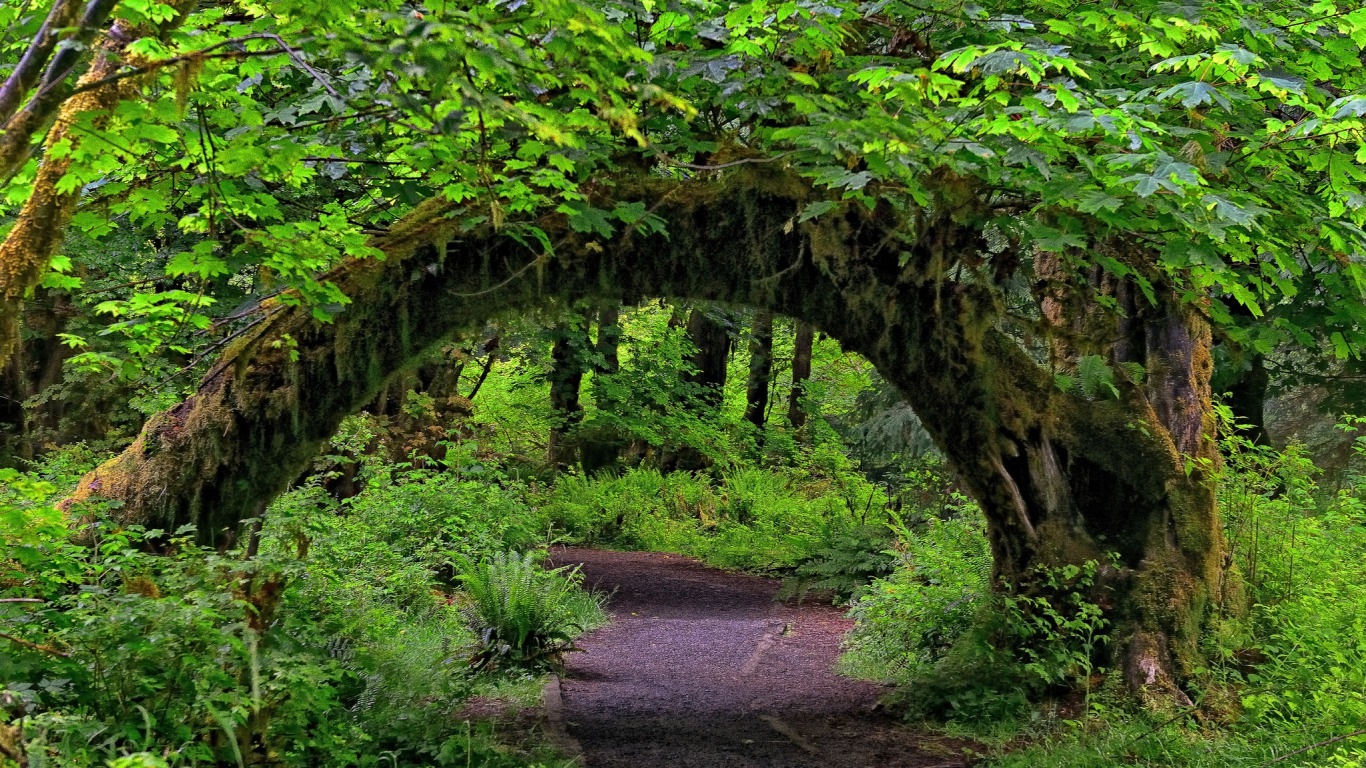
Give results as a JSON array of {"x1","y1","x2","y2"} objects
[
  {"x1": 841, "y1": 513, "x2": 993, "y2": 685},
  {"x1": 540, "y1": 463, "x2": 899, "y2": 577},
  {"x1": 842, "y1": 509, "x2": 1110, "y2": 725},
  {"x1": 0, "y1": 451, "x2": 588, "y2": 767}
]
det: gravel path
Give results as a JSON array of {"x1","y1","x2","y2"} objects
[{"x1": 547, "y1": 547, "x2": 973, "y2": 768}]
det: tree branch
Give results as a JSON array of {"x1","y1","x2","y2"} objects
[{"x1": 0, "y1": 630, "x2": 69, "y2": 658}]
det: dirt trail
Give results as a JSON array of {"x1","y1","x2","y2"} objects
[{"x1": 547, "y1": 547, "x2": 972, "y2": 768}]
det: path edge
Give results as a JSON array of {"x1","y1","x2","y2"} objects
[{"x1": 541, "y1": 672, "x2": 585, "y2": 763}]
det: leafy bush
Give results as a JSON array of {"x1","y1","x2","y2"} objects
[
  {"x1": 841, "y1": 509, "x2": 1113, "y2": 726},
  {"x1": 842, "y1": 513, "x2": 993, "y2": 684},
  {"x1": 456, "y1": 551, "x2": 606, "y2": 672},
  {"x1": 1, "y1": 448, "x2": 594, "y2": 767}
]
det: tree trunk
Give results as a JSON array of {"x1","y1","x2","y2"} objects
[
  {"x1": 743, "y1": 310, "x2": 774, "y2": 431},
  {"x1": 0, "y1": 4, "x2": 196, "y2": 369},
  {"x1": 63, "y1": 171, "x2": 1224, "y2": 703},
  {"x1": 1224, "y1": 353, "x2": 1270, "y2": 445},
  {"x1": 788, "y1": 320, "x2": 814, "y2": 433},
  {"x1": 547, "y1": 317, "x2": 592, "y2": 469},
  {"x1": 1, "y1": 291, "x2": 85, "y2": 464},
  {"x1": 595, "y1": 305, "x2": 621, "y2": 377},
  {"x1": 684, "y1": 307, "x2": 732, "y2": 407}
]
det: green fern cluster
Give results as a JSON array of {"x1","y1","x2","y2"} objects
[
  {"x1": 779, "y1": 523, "x2": 897, "y2": 603},
  {"x1": 455, "y1": 551, "x2": 605, "y2": 672}
]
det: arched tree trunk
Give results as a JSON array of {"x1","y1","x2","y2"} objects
[
  {"x1": 743, "y1": 310, "x2": 775, "y2": 431},
  {"x1": 62, "y1": 171, "x2": 1224, "y2": 704}
]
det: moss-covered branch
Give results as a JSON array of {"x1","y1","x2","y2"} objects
[
  {"x1": 64, "y1": 168, "x2": 1224, "y2": 703},
  {"x1": 0, "y1": 3, "x2": 196, "y2": 370}
]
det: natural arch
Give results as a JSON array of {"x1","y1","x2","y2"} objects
[{"x1": 63, "y1": 168, "x2": 1224, "y2": 705}]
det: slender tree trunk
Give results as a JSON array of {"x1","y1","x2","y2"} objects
[
  {"x1": 1, "y1": 291, "x2": 81, "y2": 464},
  {"x1": 0, "y1": 342, "x2": 29, "y2": 465},
  {"x1": 1224, "y1": 353, "x2": 1270, "y2": 444},
  {"x1": 744, "y1": 310, "x2": 774, "y2": 431},
  {"x1": 788, "y1": 320, "x2": 814, "y2": 433},
  {"x1": 465, "y1": 351, "x2": 497, "y2": 401}
]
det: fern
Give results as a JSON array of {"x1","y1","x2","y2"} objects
[
  {"x1": 1055, "y1": 355, "x2": 1124, "y2": 400},
  {"x1": 454, "y1": 550, "x2": 604, "y2": 671},
  {"x1": 779, "y1": 524, "x2": 898, "y2": 603}
]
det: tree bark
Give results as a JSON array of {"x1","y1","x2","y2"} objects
[
  {"x1": 684, "y1": 307, "x2": 732, "y2": 407},
  {"x1": 547, "y1": 317, "x2": 592, "y2": 469},
  {"x1": 743, "y1": 310, "x2": 774, "y2": 431},
  {"x1": 1, "y1": 291, "x2": 87, "y2": 464},
  {"x1": 62, "y1": 170, "x2": 1224, "y2": 704},
  {"x1": 594, "y1": 305, "x2": 621, "y2": 377},
  {"x1": 788, "y1": 320, "x2": 814, "y2": 433}
]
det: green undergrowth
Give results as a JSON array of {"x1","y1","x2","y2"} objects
[
  {"x1": 841, "y1": 415, "x2": 1366, "y2": 767},
  {"x1": 535, "y1": 451, "x2": 946, "y2": 601},
  {"x1": 0, "y1": 446, "x2": 594, "y2": 767}
]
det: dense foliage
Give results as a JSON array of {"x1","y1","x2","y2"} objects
[
  {"x1": 837, "y1": 414, "x2": 1366, "y2": 765},
  {"x1": 1, "y1": 443, "x2": 598, "y2": 766},
  {"x1": 4, "y1": 0, "x2": 1366, "y2": 765}
]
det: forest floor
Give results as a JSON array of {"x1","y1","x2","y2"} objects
[{"x1": 545, "y1": 547, "x2": 977, "y2": 768}]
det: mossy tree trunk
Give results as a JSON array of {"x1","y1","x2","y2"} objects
[
  {"x1": 788, "y1": 320, "x2": 814, "y2": 434},
  {"x1": 547, "y1": 317, "x2": 592, "y2": 469},
  {"x1": 64, "y1": 170, "x2": 1223, "y2": 703},
  {"x1": 684, "y1": 307, "x2": 733, "y2": 407},
  {"x1": 744, "y1": 310, "x2": 775, "y2": 431},
  {"x1": 0, "y1": 5, "x2": 196, "y2": 370}
]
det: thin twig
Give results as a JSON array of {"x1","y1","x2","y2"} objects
[
  {"x1": 449, "y1": 253, "x2": 548, "y2": 298},
  {"x1": 258, "y1": 33, "x2": 339, "y2": 96},
  {"x1": 0, "y1": 598, "x2": 45, "y2": 603}
]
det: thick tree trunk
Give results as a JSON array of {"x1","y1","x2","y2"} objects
[
  {"x1": 547, "y1": 318, "x2": 592, "y2": 469},
  {"x1": 684, "y1": 307, "x2": 732, "y2": 407},
  {"x1": 743, "y1": 310, "x2": 774, "y2": 431},
  {"x1": 64, "y1": 170, "x2": 1223, "y2": 703},
  {"x1": 788, "y1": 320, "x2": 814, "y2": 433},
  {"x1": 595, "y1": 305, "x2": 621, "y2": 378}
]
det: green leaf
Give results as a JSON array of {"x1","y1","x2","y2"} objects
[{"x1": 558, "y1": 202, "x2": 616, "y2": 238}]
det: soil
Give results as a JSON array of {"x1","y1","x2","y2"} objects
[{"x1": 547, "y1": 547, "x2": 977, "y2": 768}]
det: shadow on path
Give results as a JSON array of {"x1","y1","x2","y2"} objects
[{"x1": 548, "y1": 547, "x2": 973, "y2": 768}]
